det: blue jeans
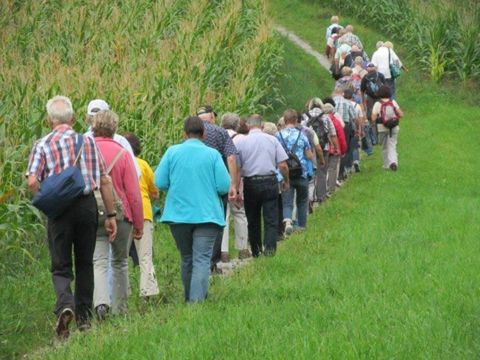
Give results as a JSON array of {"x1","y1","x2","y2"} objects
[
  {"x1": 362, "y1": 123, "x2": 374, "y2": 154},
  {"x1": 282, "y1": 177, "x2": 309, "y2": 228},
  {"x1": 385, "y1": 78, "x2": 397, "y2": 100},
  {"x1": 170, "y1": 223, "x2": 221, "y2": 303}
]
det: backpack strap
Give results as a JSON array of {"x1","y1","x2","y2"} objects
[
  {"x1": 73, "y1": 135, "x2": 84, "y2": 166},
  {"x1": 290, "y1": 129, "x2": 302, "y2": 154},
  {"x1": 106, "y1": 148, "x2": 126, "y2": 175},
  {"x1": 231, "y1": 133, "x2": 238, "y2": 140}
]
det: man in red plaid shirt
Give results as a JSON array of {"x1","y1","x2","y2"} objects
[{"x1": 26, "y1": 95, "x2": 117, "y2": 338}]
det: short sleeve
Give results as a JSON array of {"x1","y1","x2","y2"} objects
[
  {"x1": 26, "y1": 141, "x2": 45, "y2": 179},
  {"x1": 275, "y1": 137, "x2": 288, "y2": 164}
]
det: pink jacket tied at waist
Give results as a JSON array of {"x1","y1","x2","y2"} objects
[{"x1": 95, "y1": 137, "x2": 143, "y2": 230}]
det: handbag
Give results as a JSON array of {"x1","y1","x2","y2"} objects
[
  {"x1": 94, "y1": 148, "x2": 125, "y2": 224},
  {"x1": 389, "y1": 49, "x2": 401, "y2": 79},
  {"x1": 32, "y1": 135, "x2": 85, "y2": 219}
]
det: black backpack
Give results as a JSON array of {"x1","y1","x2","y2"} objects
[
  {"x1": 365, "y1": 73, "x2": 382, "y2": 98},
  {"x1": 305, "y1": 112, "x2": 329, "y2": 150},
  {"x1": 279, "y1": 130, "x2": 303, "y2": 179}
]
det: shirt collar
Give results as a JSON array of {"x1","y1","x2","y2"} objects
[
  {"x1": 53, "y1": 123, "x2": 73, "y2": 133},
  {"x1": 249, "y1": 128, "x2": 262, "y2": 134}
]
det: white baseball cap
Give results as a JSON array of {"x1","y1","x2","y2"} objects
[{"x1": 87, "y1": 99, "x2": 109, "y2": 116}]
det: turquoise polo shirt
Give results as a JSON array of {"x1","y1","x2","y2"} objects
[{"x1": 154, "y1": 138, "x2": 230, "y2": 226}]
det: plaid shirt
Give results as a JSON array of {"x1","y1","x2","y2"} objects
[
  {"x1": 202, "y1": 121, "x2": 237, "y2": 161},
  {"x1": 333, "y1": 95, "x2": 356, "y2": 126},
  {"x1": 26, "y1": 124, "x2": 106, "y2": 193},
  {"x1": 337, "y1": 32, "x2": 364, "y2": 49}
]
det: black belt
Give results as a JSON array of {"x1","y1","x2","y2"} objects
[{"x1": 245, "y1": 174, "x2": 276, "y2": 181}]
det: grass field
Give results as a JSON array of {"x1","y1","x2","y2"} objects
[{"x1": 4, "y1": 0, "x2": 480, "y2": 358}]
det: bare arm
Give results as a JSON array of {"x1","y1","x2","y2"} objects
[
  {"x1": 278, "y1": 161, "x2": 289, "y2": 192},
  {"x1": 100, "y1": 175, "x2": 117, "y2": 241},
  {"x1": 304, "y1": 148, "x2": 313, "y2": 160},
  {"x1": 314, "y1": 144, "x2": 325, "y2": 166},
  {"x1": 226, "y1": 154, "x2": 238, "y2": 201},
  {"x1": 27, "y1": 175, "x2": 40, "y2": 194}
]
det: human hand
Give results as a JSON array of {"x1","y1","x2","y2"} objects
[
  {"x1": 104, "y1": 218, "x2": 117, "y2": 243},
  {"x1": 133, "y1": 228, "x2": 143, "y2": 240},
  {"x1": 281, "y1": 181, "x2": 290, "y2": 193},
  {"x1": 228, "y1": 186, "x2": 237, "y2": 202}
]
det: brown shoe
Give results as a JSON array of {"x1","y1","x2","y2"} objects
[
  {"x1": 220, "y1": 252, "x2": 230, "y2": 263},
  {"x1": 55, "y1": 308, "x2": 74, "y2": 339},
  {"x1": 238, "y1": 249, "x2": 251, "y2": 260}
]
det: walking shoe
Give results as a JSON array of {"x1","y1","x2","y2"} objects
[
  {"x1": 210, "y1": 264, "x2": 223, "y2": 275},
  {"x1": 354, "y1": 163, "x2": 360, "y2": 173},
  {"x1": 76, "y1": 317, "x2": 91, "y2": 332},
  {"x1": 284, "y1": 220, "x2": 293, "y2": 236},
  {"x1": 389, "y1": 163, "x2": 398, "y2": 171},
  {"x1": 55, "y1": 307, "x2": 74, "y2": 339},
  {"x1": 220, "y1": 251, "x2": 230, "y2": 263},
  {"x1": 263, "y1": 249, "x2": 276, "y2": 257},
  {"x1": 95, "y1": 304, "x2": 109, "y2": 322},
  {"x1": 238, "y1": 249, "x2": 251, "y2": 260}
]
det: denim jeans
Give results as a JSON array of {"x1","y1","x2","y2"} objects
[
  {"x1": 243, "y1": 176, "x2": 279, "y2": 257},
  {"x1": 385, "y1": 78, "x2": 397, "y2": 100},
  {"x1": 362, "y1": 123, "x2": 374, "y2": 153},
  {"x1": 282, "y1": 176, "x2": 309, "y2": 228},
  {"x1": 170, "y1": 223, "x2": 221, "y2": 302}
]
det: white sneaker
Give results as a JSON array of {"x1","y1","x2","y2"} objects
[{"x1": 284, "y1": 220, "x2": 293, "y2": 236}]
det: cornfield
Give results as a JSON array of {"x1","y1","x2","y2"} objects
[
  {"x1": 313, "y1": 0, "x2": 480, "y2": 82},
  {"x1": 0, "y1": 0, "x2": 282, "y2": 268}
]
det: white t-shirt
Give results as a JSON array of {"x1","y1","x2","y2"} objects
[
  {"x1": 371, "y1": 46, "x2": 402, "y2": 79},
  {"x1": 372, "y1": 99, "x2": 400, "y2": 132}
]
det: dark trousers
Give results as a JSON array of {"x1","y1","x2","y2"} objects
[
  {"x1": 243, "y1": 176, "x2": 279, "y2": 257},
  {"x1": 210, "y1": 195, "x2": 228, "y2": 266},
  {"x1": 47, "y1": 194, "x2": 97, "y2": 321}
]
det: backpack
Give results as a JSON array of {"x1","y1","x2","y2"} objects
[
  {"x1": 278, "y1": 130, "x2": 303, "y2": 179},
  {"x1": 305, "y1": 112, "x2": 329, "y2": 150},
  {"x1": 379, "y1": 99, "x2": 400, "y2": 135},
  {"x1": 328, "y1": 113, "x2": 347, "y2": 156},
  {"x1": 365, "y1": 73, "x2": 382, "y2": 98}
]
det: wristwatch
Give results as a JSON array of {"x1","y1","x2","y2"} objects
[{"x1": 107, "y1": 212, "x2": 117, "y2": 218}]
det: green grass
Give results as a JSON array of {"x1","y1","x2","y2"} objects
[{"x1": 6, "y1": 0, "x2": 480, "y2": 358}]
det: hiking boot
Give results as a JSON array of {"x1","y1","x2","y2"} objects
[
  {"x1": 55, "y1": 307, "x2": 74, "y2": 339},
  {"x1": 263, "y1": 249, "x2": 276, "y2": 257},
  {"x1": 210, "y1": 264, "x2": 223, "y2": 275},
  {"x1": 389, "y1": 163, "x2": 398, "y2": 171},
  {"x1": 238, "y1": 249, "x2": 251, "y2": 260},
  {"x1": 220, "y1": 251, "x2": 230, "y2": 263},
  {"x1": 354, "y1": 163, "x2": 360, "y2": 173},
  {"x1": 95, "y1": 304, "x2": 109, "y2": 322},
  {"x1": 76, "y1": 317, "x2": 91, "y2": 332}
]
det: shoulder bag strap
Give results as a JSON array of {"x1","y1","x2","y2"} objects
[
  {"x1": 106, "y1": 148, "x2": 126, "y2": 175},
  {"x1": 73, "y1": 134, "x2": 84, "y2": 166},
  {"x1": 388, "y1": 48, "x2": 391, "y2": 65},
  {"x1": 278, "y1": 131, "x2": 288, "y2": 150},
  {"x1": 290, "y1": 129, "x2": 302, "y2": 153}
]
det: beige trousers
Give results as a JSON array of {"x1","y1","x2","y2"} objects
[
  {"x1": 133, "y1": 220, "x2": 159, "y2": 297},
  {"x1": 221, "y1": 201, "x2": 249, "y2": 252},
  {"x1": 93, "y1": 220, "x2": 132, "y2": 314},
  {"x1": 378, "y1": 126, "x2": 399, "y2": 168}
]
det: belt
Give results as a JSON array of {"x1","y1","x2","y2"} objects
[{"x1": 245, "y1": 174, "x2": 276, "y2": 181}]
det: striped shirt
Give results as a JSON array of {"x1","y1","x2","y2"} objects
[{"x1": 26, "y1": 124, "x2": 106, "y2": 193}]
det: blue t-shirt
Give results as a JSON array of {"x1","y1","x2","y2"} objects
[{"x1": 276, "y1": 128, "x2": 311, "y2": 179}]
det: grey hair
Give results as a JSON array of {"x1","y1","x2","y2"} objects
[
  {"x1": 92, "y1": 110, "x2": 119, "y2": 138},
  {"x1": 307, "y1": 97, "x2": 324, "y2": 110},
  {"x1": 220, "y1": 112, "x2": 241, "y2": 130},
  {"x1": 346, "y1": 25, "x2": 353, "y2": 32},
  {"x1": 246, "y1": 114, "x2": 263, "y2": 127},
  {"x1": 263, "y1": 122, "x2": 278, "y2": 136},
  {"x1": 46, "y1": 95, "x2": 74, "y2": 124},
  {"x1": 354, "y1": 56, "x2": 363, "y2": 65},
  {"x1": 376, "y1": 41, "x2": 384, "y2": 49}
]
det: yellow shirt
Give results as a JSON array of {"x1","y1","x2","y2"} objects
[{"x1": 136, "y1": 157, "x2": 159, "y2": 221}]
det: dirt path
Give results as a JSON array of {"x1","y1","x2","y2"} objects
[{"x1": 275, "y1": 25, "x2": 331, "y2": 72}]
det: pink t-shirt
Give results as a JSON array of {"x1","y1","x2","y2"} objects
[{"x1": 95, "y1": 137, "x2": 143, "y2": 230}]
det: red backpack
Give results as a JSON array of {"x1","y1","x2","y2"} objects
[
  {"x1": 328, "y1": 113, "x2": 347, "y2": 156},
  {"x1": 379, "y1": 99, "x2": 400, "y2": 130}
]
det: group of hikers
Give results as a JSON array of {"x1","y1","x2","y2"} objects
[{"x1": 25, "y1": 15, "x2": 404, "y2": 339}]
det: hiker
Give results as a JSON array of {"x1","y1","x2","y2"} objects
[
  {"x1": 371, "y1": 41, "x2": 403, "y2": 99},
  {"x1": 344, "y1": 89, "x2": 366, "y2": 170},
  {"x1": 26, "y1": 96, "x2": 117, "y2": 337},
  {"x1": 337, "y1": 25, "x2": 364, "y2": 50},
  {"x1": 277, "y1": 110, "x2": 313, "y2": 234},
  {"x1": 326, "y1": 27, "x2": 341, "y2": 60},
  {"x1": 91, "y1": 110, "x2": 143, "y2": 320},
  {"x1": 196, "y1": 105, "x2": 238, "y2": 273},
  {"x1": 332, "y1": 87, "x2": 357, "y2": 179},
  {"x1": 352, "y1": 56, "x2": 368, "y2": 79},
  {"x1": 236, "y1": 114, "x2": 289, "y2": 256},
  {"x1": 220, "y1": 113, "x2": 251, "y2": 261},
  {"x1": 361, "y1": 63, "x2": 386, "y2": 145},
  {"x1": 262, "y1": 121, "x2": 286, "y2": 240},
  {"x1": 85, "y1": 99, "x2": 140, "y2": 177},
  {"x1": 325, "y1": 15, "x2": 343, "y2": 43},
  {"x1": 371, "y1": 85, "x2": 404, "y2": 171},
  {"x1": 155, "y1": 116, "x2": 230, "y2": 302},
  {"x1": 333, "y1": 43, "x2": 351, "y2": 79},
  {"x1": 321, "y1": 101, "x2": 347, "y2": 196},
  {"x1": 302, "y1": 98, "x2": 338, "y2": 204},
  {"x1": 124, "y1": 133, "x2": 160, "y2": 300}
]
